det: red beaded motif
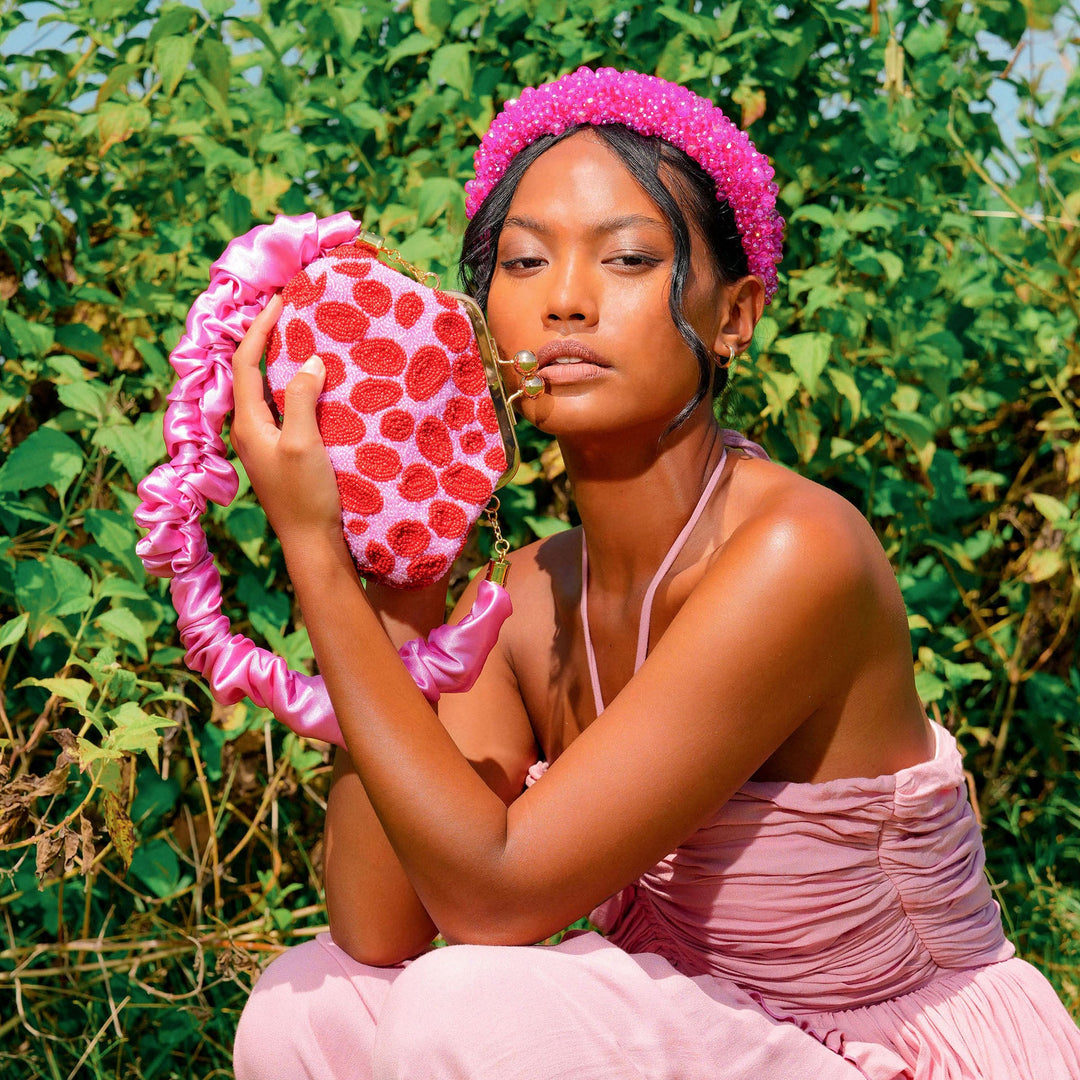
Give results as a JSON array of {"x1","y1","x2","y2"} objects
[{"x1": 265, "y1": 240, "x2": 509, "y2": 587}]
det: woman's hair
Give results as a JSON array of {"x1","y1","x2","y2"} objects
[{"x1": 459, "y1": 123, "x2": 749, "y2": 429}]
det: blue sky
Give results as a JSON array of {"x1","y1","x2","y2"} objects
[{"x1": 5, "y1": 1, "x2": 1076, "y2": 152}]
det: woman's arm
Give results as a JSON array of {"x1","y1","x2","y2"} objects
[
  {"x1": 231, "y1": 304, "x2": 884, "y2": 947},
  {"x1": 321, "y1": 576, "x2": 444, "y2": 967},
  {"x1": 323, "y1": 570, "x2": 539, "y2": 966}
]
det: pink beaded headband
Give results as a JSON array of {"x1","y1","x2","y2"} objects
[{"x1": 465, "y1": 66, "x2": 784, "y2": 303}]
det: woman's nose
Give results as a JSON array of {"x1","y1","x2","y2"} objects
[{"x1": 542, "y1": 257, "x2": 598, "y2": 328}]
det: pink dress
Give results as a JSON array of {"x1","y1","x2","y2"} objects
[{"x1": 234, "y1": 437, "x2": 1080, "y2": 1079}]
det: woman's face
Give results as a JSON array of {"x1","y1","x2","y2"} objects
[{"x1": 485, "y1": 131, "x2": 732, "y2": 441}]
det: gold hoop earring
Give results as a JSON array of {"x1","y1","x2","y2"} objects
[{"x1": 716, "y1": 343, "x2": 736, "y2": 370}]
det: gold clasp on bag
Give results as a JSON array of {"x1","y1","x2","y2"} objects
[{"x1": 498, "y1": 350, "x2": 545, "y2": 405}]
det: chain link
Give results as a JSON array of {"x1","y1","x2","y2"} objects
[
  {"x1": 483, "y1": 497, "x2": 511, "y2": 561},
  {"x1": 358, "y1": 228, "x2": 442, "y2": 290}
]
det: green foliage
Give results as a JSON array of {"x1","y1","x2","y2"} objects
[{"x1": 0, "y1": 0, "x2": 1077, "y2": 1073}]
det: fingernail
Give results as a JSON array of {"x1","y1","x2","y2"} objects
[{"x1": 301, "y1": 354, "x2": 325, "y2": 375}]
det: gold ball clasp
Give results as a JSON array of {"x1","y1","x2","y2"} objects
[
  {"x1": 513, "y1": 350, "x2": 539, "y2": 375},
  {"x1": 521, "y1": 373, "x2": 545, "y2": 398}
]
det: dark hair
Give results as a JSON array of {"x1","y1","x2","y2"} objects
[{"x1": 459, "y1": 123, "x2": 749, "y2": 429}]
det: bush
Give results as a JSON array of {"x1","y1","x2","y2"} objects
[{"x1": 1, "y1": 1, "x2": 1077, "y2": 1074}]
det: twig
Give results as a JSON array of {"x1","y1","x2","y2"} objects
[
  {"x1": 64, "y1": 995, "x2": 130, "y2": 1080},
  {"x1": 182, "y1": 714, "x2": 223, "y2": 911}
]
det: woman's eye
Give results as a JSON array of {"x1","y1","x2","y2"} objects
[
  {"x1": 499, "y1": 257, "x2": 546, "y2": 271},
  {"x1": 608, "y1": 253, "x2": 662, "y2": 268}
]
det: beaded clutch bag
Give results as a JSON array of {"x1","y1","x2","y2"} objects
[{"x1": 263, "y1": 230, "x2": 531, "y2": 588}]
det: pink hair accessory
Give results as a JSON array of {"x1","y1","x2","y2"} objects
[
  {"x1": 134, "y1": 212, "x2": 513, "y2": 747},
  {"x1": 465, "y1": 66, "x2": 784, "y2": 302}
]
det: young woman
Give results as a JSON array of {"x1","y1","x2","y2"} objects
[{"x1": 230, "y1": 69, "x2": 1080, "y2": 1079}]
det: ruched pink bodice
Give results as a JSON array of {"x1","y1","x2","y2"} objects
[{"x1": 589, "y1": 721, "x2": 1013, "y2": 1013}]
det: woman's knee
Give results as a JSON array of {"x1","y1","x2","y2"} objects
[
  {"x1": 234, "y1": 936, "x2": 395, "y2": 1080},
  {"x1": 373, "y1": 945, "x2": 528, "y2": 1078}
]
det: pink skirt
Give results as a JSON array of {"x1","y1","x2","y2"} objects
[{"x1": 232, "y1": 930, "x2": 1080, "y2": 1079}]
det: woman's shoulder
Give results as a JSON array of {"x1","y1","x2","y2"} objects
[{"x1": 721, "y1": 451, "x2": 885, "y2": 584}]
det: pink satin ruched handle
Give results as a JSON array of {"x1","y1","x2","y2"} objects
[{"x1": 134, "y1": 212, "x2": 513, "y2": 745}]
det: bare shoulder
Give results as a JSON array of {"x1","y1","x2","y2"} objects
[
  {"x1": 722, "y1": 453, "x2": 889, "y2": 601},
  {"x1": 718, "y1": 453, "x2": 929, "y2": 779}
]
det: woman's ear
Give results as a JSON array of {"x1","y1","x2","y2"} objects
[{"x1": 713, "y1": 275, "x2": 766, "y2": 357}]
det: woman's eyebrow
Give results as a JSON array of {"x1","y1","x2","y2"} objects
[{"x1": 502, "y1": 213, "x2": 668, "y2": 237}]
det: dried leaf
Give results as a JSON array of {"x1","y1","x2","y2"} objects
[
  {"x1": 80, "y1": 813, "x2": 96, "y2": 875},
  {"x1": 0, "y1": 761, "x2": 74, "y2": 843},
  {"x1": 35, "y1": 831, "x2": 64, "y2": 881},
  {"x1": 35, "y1": 765, "x2": 71, "y2": 799},
  {"x1": 63, "y1": 825, "x2": 80, "y2": 874},
  {"x1": 52, "y1": 728, "x2": 81, "y2": 770}
]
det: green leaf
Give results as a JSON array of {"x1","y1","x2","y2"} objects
[
  {"x1": 829, "y1": 368, "x2": 862, "y2": 422},
  {"x1": 0, "y1": 427, "x2": 84, "y2": 500},
  {"x1": 428, "y1": 42, "x2": 472, "y2": 97},
  {"x1": 752, "y1": 315, "x2": 778, "y2": 354},
  {"x1": 0, "y1": 613, "x2": 29, "y2": 649},
  {"x1": 1030, "y1": 493, "x2": 1071, "y2": 525},
  {"x1": 790, "y1": 204, "x2": 835, "y2": 227},
  {"x1": 330, "y1": 6, "x2": 368, "y2": 51},
  {"x1": 412, "y1": 0, "x2": 453, "y2": 40},
  {"x1": 874, "y1": 250, "x2": 905, "y2": 285},
  {"x1": 848, "y1": 208, "x2": 896, "y2": 232},
  {"x1": 57, "y1": 380, "x2": 110, "y2": 420},
  {"x1": 524, "y1": 515, "x2": 572, "y2": 537},
  {"x1": 147, "y1": 5, "x2": 199, "y2": 50},
  {"x1": 775, "y1": 332, "x2": 832, "y2": 394},
  {"x1": 154, "y1": 34, "x2": 196, "y2": 97},
  {"x1": 99, "y1": 578, "x2": 150, "y2": 601},
  {"x1": 134, "y1": 338, "x2": 172, "y2": 381},
  {"x1": 384, "y1": 32, "x2": 434, "y2": 69},
  {"x1": 2, "y1": 310, "x2": 55, "y2": 358},
  {"x1": 17, "y1": 677, "x2": 95, "y2": 714},
  {"x1": 96, "y1": 101, "x2": 151, "y2": 152},
  {"x1": 195, "y1": 37, "x2": 231, "y2": 102},
  {"x1": 15, "y1": 556, "x2": 94, "y2": 641},
  {"x1": 884, "y1": 408, "x2": 937, "y2": 452},
  {"x1": 129, "y1": 837, "x2": 182, "y2": 898},
  {"x1": 96, "y1": 606, "x2": 149, "y2": 661},
  {"x1": 85, "y1": 508, "x2": 143, "y2": 579},
  {"x1": 416, "y1": 177, "x2": 465, "y2": 226},
  {"x1": 915, "y1": 668, "x2": 947, "y2": 703},
  {"x1": 54, "y1": 323, "x2": 105, "y2": 360},
  {"x1": 105, "y1": 702, "x2": 176, "y2": 770},
  {"x1": 92, "y1": 415, "x2": 166, "y2": 481}
]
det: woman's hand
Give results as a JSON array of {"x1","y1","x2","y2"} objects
[{"x1": 230, "y1": 294, "x2": 344, "y2": 553}]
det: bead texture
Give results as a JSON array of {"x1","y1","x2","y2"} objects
[{"x1": 465, "y1": 66, "x2": 784, "y2": 303}]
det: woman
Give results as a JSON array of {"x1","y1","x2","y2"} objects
[{"x1": 231, "y1": 69, "x2": 1080, "y2": 1079}]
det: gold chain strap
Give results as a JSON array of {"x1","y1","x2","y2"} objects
[
  {"x1": 358, "y1": 228, "x2": 442, "y2": 290},
  {"x1": 482, "y1": 496, "x2": 511, "y2": 586}
]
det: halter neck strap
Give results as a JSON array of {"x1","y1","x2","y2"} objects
[{"x1": 579, "y1": 433, "x2": 769, "y2": 717}]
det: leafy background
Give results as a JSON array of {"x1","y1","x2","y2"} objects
[{"x1": 1, "y1": 0, "x2": 1077, "y2": 1075}]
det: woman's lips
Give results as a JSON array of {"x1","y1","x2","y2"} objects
[{"x1": 535, "y1": 339, "x2": 610, "y2": 370}]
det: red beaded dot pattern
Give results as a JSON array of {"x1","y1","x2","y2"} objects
[{"x1": 265, "y1": 243, "x2": 508, "y2": 587}]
